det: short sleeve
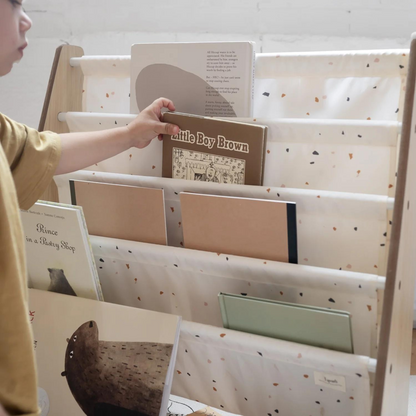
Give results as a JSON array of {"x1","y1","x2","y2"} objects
[{"x1": 0, "y1": 113, "x2": 61, "y2": 210}]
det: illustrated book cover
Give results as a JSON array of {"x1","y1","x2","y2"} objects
[
  {"x1": 130, "y1": 41, "x2": 255, "y2": 117},
  {"x1": 70, "y1": 180, "x2": 167, "y2": 245},
  {"x1": 218, "y1": 292, "x2": 354, "y2": 353},
  {"x1": 29, "y1": 288, "x2": 182, "y2": 416},
  {"x1": 162, "y1": 112, "x2": 268, "y2": 186},
  {"x1": 180, "y1": 192, "x2": 297, "y2": 263},
  {"x1": 20, "y1": 201, "x2": 103, "y2": 301}
]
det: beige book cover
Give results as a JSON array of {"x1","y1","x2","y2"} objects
[
  {"x1": 162, "y1": 112, "x2": 267, "y2": 186},
  {"x1": 70, "y1": 180, "x2": 167, "y2": 245},
  {"x1": 180, "y1": 192, "x2": 297, "y2": 263},
  {"x1": 30, "y1": 289, "x2": 181, "y2": 416}
]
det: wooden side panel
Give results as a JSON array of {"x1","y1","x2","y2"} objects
[
  {"x1": 371, "y1": 38, "x2": 416, "y2": 416},
  {"x1": 38, "y1": 45, "x2": 84, "y2": 202}
]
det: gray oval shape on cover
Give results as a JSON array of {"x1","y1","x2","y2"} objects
[{"x1": 135, "y1": 64, "x2": 236, "y2": 117}]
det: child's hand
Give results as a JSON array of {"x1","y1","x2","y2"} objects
[{"x1": 126, "y1": 97, "x2": 180, "y2": 149}]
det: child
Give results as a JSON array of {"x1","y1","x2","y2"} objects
[{"x1": 0, "y1": 1, "x2": 179, "y2": 414}]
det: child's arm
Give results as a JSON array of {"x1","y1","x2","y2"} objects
[{"x1": 55, "y1": 98, "x2": 179, "y2": 175}]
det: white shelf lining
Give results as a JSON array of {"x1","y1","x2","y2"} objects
[
  {"x1": 180, "y1": 320, "x2": 377, "y2": 374},
  {"x1": 70, "y1": 48, "x2": 409, "y2": 79},
  {"x1": 60, "y1": 111, "x2": 401, "y2": 147},
  {"x1": 55, "y1": 170, "x2": 394, "y2": 219},
  {"x1": 90, "y1": 235, "x2": 385, "y2": 297}
]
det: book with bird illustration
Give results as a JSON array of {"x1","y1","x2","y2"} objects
[
  {"x1": 20, "y1": 201, "x2": 103, "y2": 301},
  {"x1": 29, "y1": 289, "x2": 181, "y2": 416}
]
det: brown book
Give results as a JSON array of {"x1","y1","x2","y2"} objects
[
  {"x1": 162, "y1": 112, "x2": 267, "y2": 186},
  {"x1": 180, "y1": 192, "x2": 297, "y2": 263},
  {"x1": 70, "y1": 180, "x2": 167, "y2": 245}
]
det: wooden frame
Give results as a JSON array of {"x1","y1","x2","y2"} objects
[
  {"x1": 39, "y1": 42, "x2": 416, "y2": 416},
  {"x1": 39, "y1": 45, "x2": 84, "y2": 202},
  {"x1": 371, "y1": 36, "x2": 416, "y2": 416}
]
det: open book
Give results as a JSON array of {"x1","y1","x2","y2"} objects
[{"x1": 131, "y1": 41, "x2": 255, "y2": 117}]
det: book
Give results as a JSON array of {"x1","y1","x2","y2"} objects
[
  {"x1": 20, "y1": 201, "x2": 103, "y2": 301},
  {"x1": 70, "y1": 180, "x2": 167, "y2": 245},
  {"x1": 130, "y1": 41, "x2": 255, "y2": 117},
  {"x1": 30, "y1": 288, "x2": 181, "y2": 416},
  {"x1": 218, "y1": 293, "x2": 354, "y2": 354},
  {"x1": 180, "y1": 192, "x2": 297, "y2": 263},
  {"x1": 162, "y1": 112, "x2": 268, "y2": 186}
]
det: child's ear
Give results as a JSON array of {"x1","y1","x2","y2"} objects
[{"x1": 66, "y1": 338, "x2": 69, "y2": 343}]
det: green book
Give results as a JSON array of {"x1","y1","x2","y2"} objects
[{"x1": 218, "y1": 293, "x2": 354, "y2": 354}]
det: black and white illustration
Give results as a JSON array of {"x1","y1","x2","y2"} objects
[{"x1": 172, "y1": 148, "x2": 245, "y2": 184}]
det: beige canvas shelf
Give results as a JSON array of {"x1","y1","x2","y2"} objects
[{"x1": 37, "y1": 42, "x2": 416, "y2": 416}]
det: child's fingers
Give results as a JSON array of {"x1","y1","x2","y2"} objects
[
  {"x1": 154, "y1": 122, "x2": 179, "y2": 136},
  {"x1": 153, "y1": 97, "x2": 176, "y2": 112}
]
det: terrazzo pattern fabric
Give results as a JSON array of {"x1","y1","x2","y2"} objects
[
  {"x1": 172, "y1": 321, "x2": 373, "y2": 416},
  {"x1": 54, "y1": 49, "x2": 410, "y2": 416},
  {"x1": 66, "y1": 113, "x2": 399, "y2": 196},
  {"x1": 88, "y1": 234, "x2": 382, "y2": 359},
  {"x1": 55, "y1": 171, "x2": 390, "y2": 276}
]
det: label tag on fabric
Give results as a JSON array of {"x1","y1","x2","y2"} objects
[{"x1": 314, "y1": 371, "x2": 347, "y2": 392}]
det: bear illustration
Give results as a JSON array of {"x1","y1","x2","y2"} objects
[
  {"x1": 61, "y1": 321, "x2": 173, "y2": 416},
  {"x1": 47, "y1": 268, "x2": 77, "y2": 296}
]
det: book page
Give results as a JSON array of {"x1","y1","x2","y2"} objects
[{"x1": 131, "y1": 42, "x2": 254, "y2": 117}]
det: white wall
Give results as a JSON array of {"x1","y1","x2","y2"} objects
[{"x1": 0, "y1": 0, "x2": 415, "y2": 128}]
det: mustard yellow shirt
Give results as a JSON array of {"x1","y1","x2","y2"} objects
[{"x1": 0, "y1": 113, "x2": 61, "y2": 415}]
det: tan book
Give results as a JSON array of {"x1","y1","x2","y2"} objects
[
  {"x1": 70, "y1": 180, "x2": 167, "y2": 245},
  {"x1": 180, "y1": 192, "x2": 297, "y2": 263},
  {"x1": 162, "y1": 112, "x2": 267, "y2": 186}
]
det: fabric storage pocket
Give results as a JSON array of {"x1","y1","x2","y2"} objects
[
  {"x1": 89, "y1": 235, "x2": 383, "y2": 359},
  {"x1": 173, "y1": 320, "x2": 375, "y2": 416},
  {"x1": 55, "y1": 171, "x2": 391, "y2": 276}
]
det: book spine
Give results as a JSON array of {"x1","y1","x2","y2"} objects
[
  {"x1": 218, "y1": 294, "x2": 230, "y2": 329},
  {"x1": 286, "y1": 203, "x2": 298, "y2": 264},
  {"x1": 69, "y1": 180, "x2": 77, "y2": 205},
  {"x1": 251, "y1": 46, "x2": 256, "y2": 118}
]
